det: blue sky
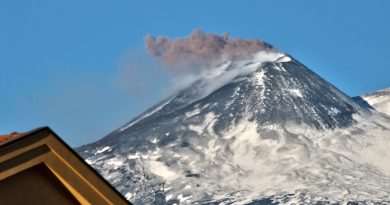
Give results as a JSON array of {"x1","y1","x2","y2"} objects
[{"x1": 1, "y1": 0, "x2": 389, "y2": 146}]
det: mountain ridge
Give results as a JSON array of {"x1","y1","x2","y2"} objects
[{"x1": 357, "y1": 87, "x2": 390, "y2": 116}]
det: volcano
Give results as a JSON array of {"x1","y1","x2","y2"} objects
[{"x1": 77, "y1": 48, "x2": 390, "y2": 204}]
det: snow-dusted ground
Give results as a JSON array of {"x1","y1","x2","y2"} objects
[
  {"x1": 84, "y1": 113, "x2": 390, "y2": 204},
  {"x1": 78, "y1": 51, "x2": 390, "y2": 204},
  {"x1": 362, "y1": 87, "x2": 390, "y2": 116}
]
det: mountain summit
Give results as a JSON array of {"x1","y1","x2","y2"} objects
[{"x1": 78, "y1": 46, "x2": 390, "y2": 204}]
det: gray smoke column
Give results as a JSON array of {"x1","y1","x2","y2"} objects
[{"x1": 145, "y1": 29, "x2": 276, "y2": 72}]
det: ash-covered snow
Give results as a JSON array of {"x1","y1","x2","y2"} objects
[{"x1": 77, "y1": 50, "x2": 390, "y2": 204}]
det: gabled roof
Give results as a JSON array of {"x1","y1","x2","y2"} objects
[{"x1": 0, "y1": 127, "x2": 131, "y2": 205}]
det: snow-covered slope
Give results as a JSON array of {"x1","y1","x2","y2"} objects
[
  {"x1": 360, "y1": 87, "x2": 390, "y2": 116},
  {"x1": 77, "y1": 51, "x2": 390, "y2": 204}
]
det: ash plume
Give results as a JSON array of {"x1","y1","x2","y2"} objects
[{"x1": 145, "y1": 29, "x2": 276, "y2": 72}]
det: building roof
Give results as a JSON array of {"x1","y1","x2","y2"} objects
[
  {"x1": 0, "y1": 132, "x2": 24, "y2": 143},
  {"x1": 0, "y1": 127, "x2": 131, "y2": 205}
]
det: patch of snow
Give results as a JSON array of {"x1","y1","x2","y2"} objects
[
  {"x1": 105, "y1": 156, "x2": 125, "y2": 169},
  {"x1": 85, "y1": 155, "x2": 108, "y2": 165},
  {"x1": 151, "y1": 138, "x2": 159, "y2": 144},
  {"x1": 105, "y1": 170, "x2": 122, "y2": 180},
  {"x1": 184, "y1": 185, "x2": 191, "y2": 189},
  {"x1": 271, "y1": 64, "x2": 286, "y2": 72},
  {"x1": 85, "y1": 158, "x2": 93, "y2": 165},
  {"x1": 125, "y1": 192, "x2": 133, "y2": 200},
  {"x1": 147, "y1": 160, "x2": 180, "y2": 181},
  {"x1": 328, "y1": 107, "x2": 341, "y2": 115},
  {"x1": 95, "y1": 146, "x2": 111, "y2": 154},
  {"x1": 166, "y1": 194, "x2": 173, "y2": 201},
  {"x1": 202, "y1": 103, "x2": 210, "y2": 109},
  {"x1": 127, "y1": 152, "x2": 142, "y2": 159},
  {"x1": 185, "y1": 108, "x2": 201, "y2": 118},
  {"x1": 251, "y1": 70, "x2": 265, "y2": 86},
  {"x1": 288, "y1": 89, "x2": 303, "y2": 98},
  {"x1": 177, "y1": 194, "x2": 192, "y2": 202}
]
